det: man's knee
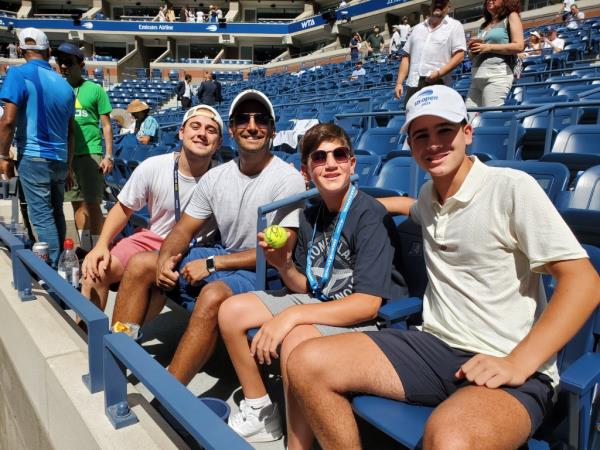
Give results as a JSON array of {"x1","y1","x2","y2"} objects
[
  {"x1": 423, "y1": 418, "x2": 481, "y2": 450},
  {"x1": 191, "y1": 281, "x2": 231, "y2": 319},
  {"x1": 217, "y1": 293, "x2": 246, "y2": 331},
  {"x1": 280, "y1": 325, "x2": 320, "y2": 367},
  {"x1": 287, "y1": 339, "x2": 328, "y2": 392},
  {"x1": 125, "y1": 252, "x2": 158, "y2": 280}
]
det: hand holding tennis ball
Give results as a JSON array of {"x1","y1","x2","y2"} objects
[{"x1": 263, "y1": 225, "x2": 288, "y2": 249}]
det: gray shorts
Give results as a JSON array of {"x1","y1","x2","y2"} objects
[{"x1": 253, "y1": 289, "x2": 379, "y2": 336}]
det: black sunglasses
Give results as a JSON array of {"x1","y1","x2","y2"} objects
[
  {"x1": 309, "y1": 147, "x2": 351, "y2": 166},
  {"x1": 231, "y1": 112, "x2": 272, "y2": 129}
]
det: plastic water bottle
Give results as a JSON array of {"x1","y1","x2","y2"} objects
[{"x1": 57, "y1": 238, "x2": 80, "y2": 288}]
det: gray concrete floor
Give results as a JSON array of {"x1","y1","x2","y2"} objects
[{"x1": 103, "y1": 292, "x2": 286, "y2": 450}]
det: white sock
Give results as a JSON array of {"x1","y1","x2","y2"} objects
[
  {"x1": 245, "y1": 394, "x2": 271, "y2": 410},
  {"x1": 79, "y1": 229, "x2": 93, "y2": 251}
]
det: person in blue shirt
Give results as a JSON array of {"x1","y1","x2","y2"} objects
[
  {"x1": 126, "y1": 99, "x2": 160, "y2": 144},
  {"x1": 0, "y1": 27, "x2": 75, "y2": 267}
]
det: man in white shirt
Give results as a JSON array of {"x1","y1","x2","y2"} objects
[
  {"x1": 393, "y1": 0, "x2": 466, "y2": 107},
  {"x1": 286, "y1": 85, "x2": 600, "y2": 450},
  {"x1": 81, "y1": 105, "x2": 223, "y2": 311},
  {"x1": 390, "y1": 25, "x2": 402, "y2": 55},
  {"x1": 558, "y1": 0, "x2": 574, "y2": 21},
  {"x1": 398, "y1": 16, "x2": 412, "y2": 48},
  {"x1": 566, "y1": 4, "x2": 584, "y2": 30},
  {"x1": 350, "y1": 61, "x2": 366, "y2": 80},
  {"x1": 543, "y1": 30, "x2": 565, "y2": 52}
]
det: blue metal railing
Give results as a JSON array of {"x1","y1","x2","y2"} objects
[
  {"x1": 103, "y1": 333, "x2": 251, "y2": 449},
  {"x1": 0, "y1": 224, "x2": 109, "y2": 393}
]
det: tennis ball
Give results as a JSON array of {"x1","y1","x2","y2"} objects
[{"x1": 264, "y1": 225, "x2": 288, "y2": 249}]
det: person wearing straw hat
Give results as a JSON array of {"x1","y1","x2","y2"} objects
[
  {"x1": 81, "y1": 104, "x2": 222, "y2": 312},
  {"x1": 127, "y1": 99, "x2": 160, "y2": 144},
  {"x1": 0, "y1": 28, "x2": 75, "y2": 268}
]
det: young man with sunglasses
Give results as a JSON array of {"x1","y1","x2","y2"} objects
[
  {"x1": 218, "y1": 123, "x2": 406, "y2": 445},
  {"x1": 286, "y1": 86, "x2": 599, "y2": 450},
  {"x1": 81, "y1": 104, "x2": 222, "y2": 312},
  {"x1": 56, "y1": 41, "x2": 114, "y2": 254},
  {"x1": 111, "y1": 90, "x2": 305, "y2": 388}
]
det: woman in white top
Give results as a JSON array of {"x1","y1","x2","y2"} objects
[{"x1": 196, "y1": 10, "x2": 204, "y2": 22}]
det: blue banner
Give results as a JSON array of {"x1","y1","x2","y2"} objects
[{"x1": 0, "y1": 0, "x2": 409, "y2": 36}]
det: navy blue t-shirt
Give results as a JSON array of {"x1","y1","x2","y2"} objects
[{"x1": 295, "y1": 190, "x2": 406, "y2": 301}]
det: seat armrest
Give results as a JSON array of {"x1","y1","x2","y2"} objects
[
  {"x1": 379, "y1": 298, "x2": 423, "y2": 322},
  {"x1": 559, "y1": 352, "x2": 600, "y2": 395}
]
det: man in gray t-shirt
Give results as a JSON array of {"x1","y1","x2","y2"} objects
[{"x1": 112, "y1": 90, "x2": 306, "y2": 385}]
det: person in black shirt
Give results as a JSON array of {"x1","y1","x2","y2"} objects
[
  {"x1": 196, "y1": 72, "x2": 222, "y2": 106},
  {"x1": 218, "y1": 123, "x2": 406, "y2": 446}
]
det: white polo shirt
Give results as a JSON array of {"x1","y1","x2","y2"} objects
[
  {"x1": 410, "y1": 157, "x2": 587, "y2": 385},
  {"x1": 403, "y1": 16, "x2": 467, "y2": 87}
]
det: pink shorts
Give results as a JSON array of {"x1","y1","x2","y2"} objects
[{"x1": 110, "y1": 228, "x2": 164, "y2": 269}]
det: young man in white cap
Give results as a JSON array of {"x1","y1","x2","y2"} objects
[
  {"x1": 286, "y1": 85, "x2": 599, "y2": 450},
  {"x1": 0, "y1": 28, "x2": 75, "y2": 268},
  {"x1": 111, "y1": 89, "x2": 306, "y2": 386},
  {"x1": 81, "y1": 104, "x2": 222, "y2": 311}
]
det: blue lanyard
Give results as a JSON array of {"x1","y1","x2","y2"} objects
[
  {"x1": 306, "y1": 185, "x2": 357, "y2": 300},
  {"x1": 173, "y1": 153, "x2": 181, "y2": 222}
]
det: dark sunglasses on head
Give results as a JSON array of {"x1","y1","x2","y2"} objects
[
  {"x1": 231, "y1": 112, "x2": 272, "y2": 128},
  {"x1": 309, "y1": 147, "x2": 351, "y2": 166}
]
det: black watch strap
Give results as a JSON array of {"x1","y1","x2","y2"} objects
[{"x1": 206, "y1": 255, "x2": 216, "y2": 274}]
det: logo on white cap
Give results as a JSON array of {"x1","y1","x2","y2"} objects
[{"x1": 401, "y1": 85, "x2": 467, "y2": 134}]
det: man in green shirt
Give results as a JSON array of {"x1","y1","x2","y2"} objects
[
  {"x1": 366, "y1": 25, "x2": 385, "y2": 57},
  {"x1": 57, "y1": 42, "x2": 114, "y2": 252}
]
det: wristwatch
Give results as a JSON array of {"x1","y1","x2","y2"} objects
[{"x1": 206, "y1": 255, "x2": 217, "y2": 274}]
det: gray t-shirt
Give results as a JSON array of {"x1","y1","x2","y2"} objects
[{"x1": 185, "y1": 155, "x2": 306, "y2": 252}]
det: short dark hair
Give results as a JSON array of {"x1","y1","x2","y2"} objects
[
  {"x1": 300, "y1": 123, "x2": 353, "y2": 164},
  {"x1": 211, "y1": 73, "x2": 217, "y2": 80},
  {"x1": 185, "y1": 74, "x2": 192, "y2": 81}
]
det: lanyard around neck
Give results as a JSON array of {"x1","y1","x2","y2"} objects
[
  {"x1": 173, "y1": 153, "x2": 181, "y2": 222},
  {"x1": 306, "y1": 185, "x2": 357, "y2": 300}
]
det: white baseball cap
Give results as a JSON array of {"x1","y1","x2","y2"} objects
[
  {"x1": 401, "y1": 85, "x2": 468, "y2": 134},
  {"x1": 181, "y1": 104, "x2": 224, "y2": 133},
  {"x1": 229, "y1": 89, "x2": 276, "y2": 123},
  {"x1": 18, "y1": 28, "x2": 49, "y2": 50}
]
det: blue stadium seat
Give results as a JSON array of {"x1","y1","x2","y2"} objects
[
  {"x1": 540, "y1": 125, "x2": 600, "y2": 175},
  {"x1": 470, "y1": 111, "x2": 517, "y2": 128},
  {"x1": 468, "y1": 126, "x2": 525, "y2": 161},
  {"x1": 354, "y1": 155, "x2": 383, "y2": 186},
  {"x1": 355, "y1": 128, "x2": 403, "y2": 158},
  {"x1": 362, "y1": 157, "x2": 427, "y2": 198}
]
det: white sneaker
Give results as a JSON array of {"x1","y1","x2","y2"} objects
[{"x1": 228, "y1": 400, "x2": 283, "y2": 443}]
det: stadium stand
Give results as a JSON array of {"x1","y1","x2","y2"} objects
[{"x1": 0, "y1": 5, "x2": 599, "y2": 449}]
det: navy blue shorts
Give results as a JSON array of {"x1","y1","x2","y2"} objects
[
  {"x1": 170, "y1": 245, "x2": 256, "y2": 313},
  {"x1": 365, "y1": 328, "x2": 555, "y2": 435}
]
